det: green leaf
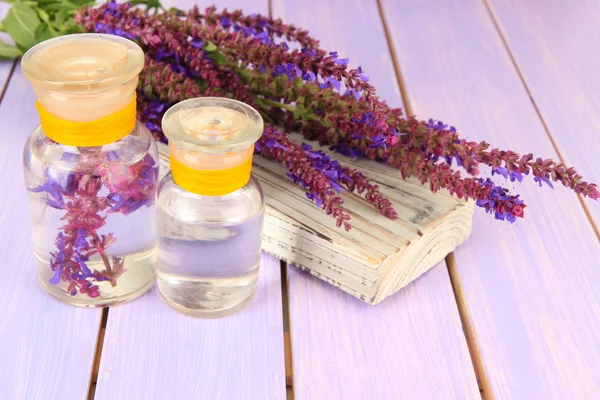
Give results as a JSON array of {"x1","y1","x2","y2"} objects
[
  {"x1": 130, "y1": 0, "x2": 163, "y2": 12},
  {"x1": 167, "y1": 6, "x2": 183, "y2": 13},
  {"x1": 34, "y1": 22, "x2": 52, "y2": 42},
  {"x1": 0, "y1": 41, "x2": 23, "y2": 59},
  {"x1": 45, "y1": 1, "x2": 79, "y2": 12},
  {"x1": 35, "y1": 0, "x2": 63, "y2": 5},
  {"x1": 68, "y1": 0, "x2": 94, "y2": 5},
  {"x1": 204, "y1": 41, "x2": 217, "y2": 52},
  {"x1": 2, "y1": 0, "x2": 41, "y2": 50},
  {"x1": 36, "y1": 8, "x2": 50, "y2": 24},
  {"x1": 207, "y1": 51, "x2": 227, "y2": 64},
  {"x1": 54, "y1": 9, "x2": 67, "y2": 27}
]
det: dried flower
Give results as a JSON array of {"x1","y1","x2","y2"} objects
[
  {"x1": 69, "y1": 2, "x2": 599, "y2": 229},
  {"x1": 32, "y1": 153, "x2": 158, "y2": 297}
]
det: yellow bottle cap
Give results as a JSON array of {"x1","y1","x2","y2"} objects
[
  {"x1": 162, "y1": 97, "x2": 264, "y2": 196},
  {"x1": 22, "y1": 34, "x2": 144, "y2": 145}
]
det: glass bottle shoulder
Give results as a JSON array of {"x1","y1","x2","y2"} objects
[
  {"x1": 23, "y1": 121, "x2": 157, "y2": 173},
  {"x1": 158, "y1": 173, "x2": 264, "y2": 223}
]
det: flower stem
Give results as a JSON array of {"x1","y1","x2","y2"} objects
[
  {"x1": 88, "y1": 230, "x2": 113, "y2": 276},
  {"x1": 256, "y1": 97, "x2": 296, "y2": 112}
]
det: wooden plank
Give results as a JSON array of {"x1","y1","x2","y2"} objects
[
  {"x1": 94, "y1": 254, "x2": 286, "y2": 399},
  {"x1": 380, "y1": 0, "x2": 600, "y2": 398},
  {"x1": 272, "y1": 0, "x2": 480, "y2": 398},
  {"x1": 94, "y1": 1, "x2": 285, "y2": 399},
  {"x1": 486, "y1": 0, "x2": 600, "y2": 227},
  {"x1": 0, "y1": 66, "x2": 102, "y2": 398},
  {"x1": 288, "y1": 265, "x2": 480, "y2": 399}
]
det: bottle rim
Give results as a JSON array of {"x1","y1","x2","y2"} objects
[
  {"x1": 162, "y1": 97, "x2": 264, "y2": 153},
  {"x1": 21, "y1": 33, "x2": 144, "y2": 93}
]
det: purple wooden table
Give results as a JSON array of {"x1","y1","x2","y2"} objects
[{"x1": 1, "y1": 0, "x2": 599, "y2": 399}]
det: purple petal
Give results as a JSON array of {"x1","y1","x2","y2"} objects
[
  {"x1": 323, "y1": 169, "x2": 338, "y2": 179},
  {"x1": 492, "y1": 166, "x2": 509, "y2": 179},
  {"x1": 49, "y1": 268, "x2": 61, "y2": 285},
  {"x1": 190, "y1": 39, "x2": 204, "y2": 48}
]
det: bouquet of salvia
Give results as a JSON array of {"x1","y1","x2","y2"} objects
[{"x1": 1, "y1": 0, "x2": 597, "y2": 231}]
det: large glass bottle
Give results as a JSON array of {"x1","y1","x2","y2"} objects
[
  {"x1": 22, "y1": 34, "x2": 158, "y2": 307},
  {"x1": 157, "y1": 98, "x2": 265, "y2": 318}
]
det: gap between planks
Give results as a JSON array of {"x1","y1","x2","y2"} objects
[
  {"x1": 266, "y1": 0, "x2": 294, "y2": 397},
  {"x1": 280, "y1": 261, "x2": 295, "y2": 400},
  {"x1": 481, "y1": 0, "x2": 600, "y2": 242},
  {"x1": 85, "y1": 261, "x2": 292, "y2": 400},
  {"x1": 446, "y1": 254, "x2": 493, "y2": 400},
  {"x1": 375, "y1": 0, "x2": 488, "y2": 397},
  {"x1": 0, "y1": 60, "x2": 17, "y2": 105},
  {"x1": 88, "y1": 307, "x2": 109, "y2": 400}
]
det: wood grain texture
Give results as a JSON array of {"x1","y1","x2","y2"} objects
[
  {"x1": 94, "y1": 254, "x2": 286, "y2": 400},
  {"x1": 380, "y1": 0, "x2": 600, "y2": 398},
  {"x1": 287, "y1": 265, "x2": 480, "y2": 400},
  {"x1": 272, "y1": 0, "x2": 479, "y2": 398},
  {"x1": 486, "y1": 0, "x2": 600, "y2": 227},
  {"x1": 0, "y1": 66, "x2": 101, "y2": 399}
]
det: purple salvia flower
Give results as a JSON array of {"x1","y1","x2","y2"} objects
[
  {"x1": 190, "y1": 39, "x2": 204, "y2": 48},
  {"x1": 301, "y1": 47, "x2": 318, "y2": 57},
  {"x1": 107, "y1": 151, "x2": 119, "y2": 161},
  {"x1": 534, "y1": 176, "x2": 554, "y2": 189},
  {"x1": 357, "y1": 66, "x2": 369, "y2": 82},
  {"x1": 492, "y1": 166, "x2": 509, "y2": 179},
  {"x1": 220, "y1": 16, "x2": 232, "y2": 28}
]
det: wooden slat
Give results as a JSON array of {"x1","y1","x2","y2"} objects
[
  {"x1": 272, "y1": 0, "x2": 480, "y2": 398},
  {"x1": 380, "y1": 0, "x2": 600, "y2": 398},
  {"x1": 94, "y1": 254, "x2": 286, "y2": 399},
  {"x1": 94, "y1": 1, "x2": 286, "y2": 399},
  {"x1": 486, "y1": 0, "x2": 600, "y2": 228},
  {"x1": 0, "y1": 66, "x2": 102, "y2": 398},
  {"x1": 288, "y1": 265, "x2": 480, "y2": 399}
]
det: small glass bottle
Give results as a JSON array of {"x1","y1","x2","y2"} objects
[
  {"x1": 22, "y1": 34, "x2": 158, "y2": 307},
  {"x1": 157, "y1": 98, "x2": 265, "y2": 318}
]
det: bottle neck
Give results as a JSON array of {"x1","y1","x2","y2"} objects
[
  {"x1": 33, "y1": 79, "x2": 138, "y2": 147},
  {"x1": 169, "y1": 143, "x2": 255, "y2": 196}
]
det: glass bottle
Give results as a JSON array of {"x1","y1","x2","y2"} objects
[
  {"x1": 157, "y1": 98, "x2": 265, "y2": 318},
  {"x1": 22, "y1": 34, "x2": 158, "y2": 307}
]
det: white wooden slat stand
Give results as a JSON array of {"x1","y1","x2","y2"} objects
[{"x1": 158, "y1": 139, "x2": 474, "y2": 305}]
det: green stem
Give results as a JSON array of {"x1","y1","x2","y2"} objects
[{"x1": 258, "y1": 97, "x2": 297, "y2": 112}]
